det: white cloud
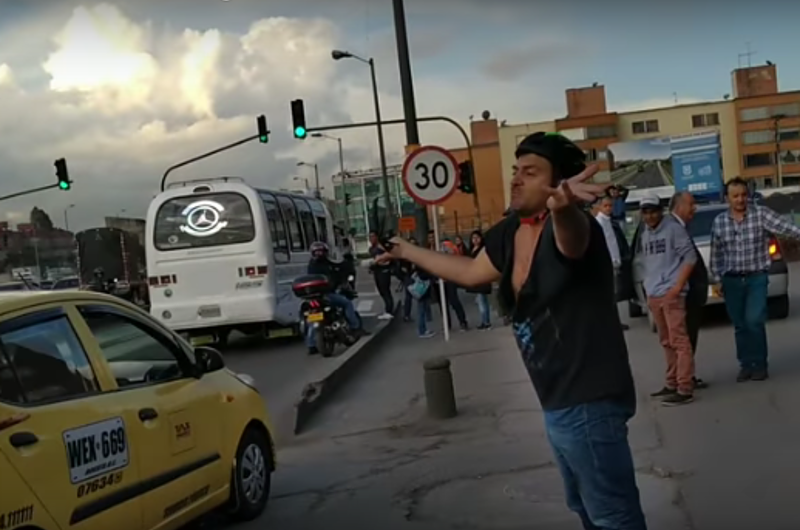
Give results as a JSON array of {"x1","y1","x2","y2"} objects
[{"x1": 0, "y1": 3, "x2": 578, "y2": 232}]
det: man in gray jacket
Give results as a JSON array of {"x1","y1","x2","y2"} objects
[{"x1": 639, "y1": 195, "x2": 698, "y2": 406}]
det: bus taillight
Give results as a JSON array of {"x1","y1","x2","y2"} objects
[{"x1": 769, "y1": 238, "x2": 781, "y2": 260}]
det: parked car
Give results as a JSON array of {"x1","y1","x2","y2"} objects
[{"x1": 628, "y1": 203, "x2": 790, "y2": 330}]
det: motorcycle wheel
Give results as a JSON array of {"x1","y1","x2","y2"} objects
[{"x1": 316, "y1": 332, "x2": 335, "y2": 358}]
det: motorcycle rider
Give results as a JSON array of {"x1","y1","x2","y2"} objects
[{"x1": 305, "y1": 241, "x2": 364, "y2": 354}]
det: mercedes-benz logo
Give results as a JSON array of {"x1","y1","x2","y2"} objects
[{"x1": 179, "y1": 200, "x2": 228, "y2": 237}]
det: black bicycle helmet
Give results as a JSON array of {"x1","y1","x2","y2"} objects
[{"x1": 514, "y1": 131, "x2": 586, "y2": 182}]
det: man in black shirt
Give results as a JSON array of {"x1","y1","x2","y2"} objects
[{"x1": 377, "y1": 132, "x2": 645, "y2": 529}]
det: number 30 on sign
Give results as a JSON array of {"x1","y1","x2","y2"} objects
[{"x1": 402, "y1": 146, "x2": 461, "y2": 206}]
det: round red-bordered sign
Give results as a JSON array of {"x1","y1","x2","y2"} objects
[{"x1": 402, "y1": 145, "x2": 461, "y2": 206}]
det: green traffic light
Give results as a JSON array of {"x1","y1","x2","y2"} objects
[
  {"x1": 294, "y1": 126, "x2": 306, "y2": 138},
  {"x1": 259, "y1": 135, "x2": 269, "y2": 143},
  {"x1": 59, "y1": 181, "x2": 70, "y2": 190}
]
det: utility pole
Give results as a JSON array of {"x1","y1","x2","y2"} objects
[{"x1": 392, "y1": 0, "x2": 429, "y2": 243}]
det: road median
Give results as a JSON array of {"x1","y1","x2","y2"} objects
[{"x1": 294, "y1": 304, "x2": 401, "y2": 434}]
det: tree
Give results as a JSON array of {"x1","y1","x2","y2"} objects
[{"x1": 30, "y1": 207, "x2": 54, "y2": 232}]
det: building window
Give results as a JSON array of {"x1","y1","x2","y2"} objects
[
  {"x1": 782, "y1": 175, "x2": 800, "y2": 186},
  {"x1": 583, "y1": 149, "x2": 597, "y2": 162},
  {"x1": 631, "y1": 120, "x2": 659, "y2": 134},
  {"x1": 779, "y1": 127, "x2": 800, "y2": 141},
  {"x1": 779, "y1": 150, "x2": 800, "y2": 165},
  {"x1": 585, "y1": 125, "x2": 616, "y2": 139},
  {"x1": 691, "y1": 113, "x2": 720, "y2": 128},
  {"x1": 740, "y1": 107, "x2": 770, "y2": 122},
  {"x1": 742, "y1": 130, "x2": 774, "y2": 145},
  {"x1": 752, "y1": 177, "x2": 775, "y2": 189},
  {"x1": 743, "y1": 153, "x2": 774, "y2": 168},
  {"x1": 772, "y1": 103, "x2": 800, "y2": 117}
]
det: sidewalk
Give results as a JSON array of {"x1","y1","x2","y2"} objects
[{"x1": 256, "y1": 295, "x2": 800, "y2": 530}]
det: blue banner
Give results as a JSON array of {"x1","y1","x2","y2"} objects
[{"x1": 670, "y1": 132, "x2": 723, "y2": 197}]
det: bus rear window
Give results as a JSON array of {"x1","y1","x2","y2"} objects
[{"x1": 154, "y1": 193, "x2": 256, "y2": 251}]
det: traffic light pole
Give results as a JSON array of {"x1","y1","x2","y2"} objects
[
  {"x1": 0, "y1": 183, "x2": 64, "y2": 203},
  {"x1": 392, "y1": 0, "x2": 428, "y2": 242},
  {"x1": 304, "y1": 115, "x2": 482, "y2": 225},
  {"x1": 160, "y1": 133, "x2": 262, "y2": 191}
]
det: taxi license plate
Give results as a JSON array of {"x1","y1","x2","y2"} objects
[
  {"x1": 307, "y1": 312, "x2": 324, "y2": 323},
  {"x1": 198, "y1": 305, "x2": 221, "y2": 318},
  {"x1": 190, "y1": 335, "x2": 215, "y2": 346}
]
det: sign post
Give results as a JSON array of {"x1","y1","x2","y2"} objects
[{"x1": 401, "y1": 145, "x2": 460, "y2": 342}]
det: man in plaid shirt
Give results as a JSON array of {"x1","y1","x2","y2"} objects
[{"x1": 710, "y1": 177, "x2": 800, "y2": 382}]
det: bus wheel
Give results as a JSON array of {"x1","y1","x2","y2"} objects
[{"x1": 216, "y1": 330, "x2": 231, "y2": 348}]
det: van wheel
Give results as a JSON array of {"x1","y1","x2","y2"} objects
[
  {"x1": 628, "y1": 300, "x2": 644, "y2": 318},
  {"x1": 229, "y1": 427, "x2": 272, "y2": 521},
  {"x1": 768, "y1": 294, "x2": 790, "y2": 320}
]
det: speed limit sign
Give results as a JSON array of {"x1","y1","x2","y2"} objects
[{"x1": 402, "y1": 145, "x2": 460, "y2": 205}]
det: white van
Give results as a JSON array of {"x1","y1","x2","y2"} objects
[{"x1": 145, "y1": 177, "x2": 339, "y2": 346}]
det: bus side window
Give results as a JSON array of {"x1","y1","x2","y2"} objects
[
  {"x1": 260, "y1": 192, "x2": 290, "y2": 262},
  {"x1": 308, "y1": 199, "x2": 329, "y2": 244},
  {"x1": 277, "y1": 196, "x2": 305, "y2": 252},
  {"x1": 293, "y1": 198, "x2": 318, "y2": 248}
]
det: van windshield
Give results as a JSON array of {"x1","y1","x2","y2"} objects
[{"x1": 154, "y1": 192, "x2": 256, "y2": 251}]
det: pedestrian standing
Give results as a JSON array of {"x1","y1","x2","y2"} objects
[
  {"x1": 431, "y1": 232, "x2": 469, "y2": 331},
  {"x1": 638, "y1": 195, "x2": 697, "y2": 406},
  {"x1": 710, "y1": 177, "x2": 800, "y2": 381},
  {"x1": 377, "y1": 132, "x2": 646, "y2": 529},
  {"x1": 398, "y1": 237, "x2": 418, "y2": 322},
  {"x1": 468, "y1": 230, "x2": 492, "y2": 329},
  {"x1": 608, "y1": 185, "x2": 629, "y2": 232},
  {"x1": 368, "y1": 231, "x2": 394, "y2": 320},
  {"x1": 669, "y1": 191, "x2": 708, "y2": 389},
  {"x1": 594, "y1": 196, "x2": 629, "y2": 331},
  {"x1": 454, "y1": 234, "x2": 468, "y2": 255}
]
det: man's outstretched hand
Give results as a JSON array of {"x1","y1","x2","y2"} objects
[
  {"x1": 546, "y1": 164, "x2": 607, "y2": 211},
  {"x1": 374, "y1": 237, "x2": 404, "y2": 265}
]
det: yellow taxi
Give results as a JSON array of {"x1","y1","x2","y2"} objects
[{"x1": 0, "y1": 291, "x2": 275, "y2": 530}]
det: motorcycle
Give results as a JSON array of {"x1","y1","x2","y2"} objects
[{"x1": 291, "y1": 273, "x2": 363, "y2": 357}]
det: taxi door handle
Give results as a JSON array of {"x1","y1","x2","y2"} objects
[
  {"x1": 138, "y1": 408, "x2": 158, "y2": 422},
  {"x1": 9, "y1": 432, "x2": 38, "y2": 448}
]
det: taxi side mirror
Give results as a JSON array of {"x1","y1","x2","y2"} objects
[{"x1": 195, "y1": 346, "x2": 225, "y2": 374}]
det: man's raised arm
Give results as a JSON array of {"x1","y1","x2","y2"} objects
[{"x1": 380, "y1": 239, "x2": 501, "y2": 288}]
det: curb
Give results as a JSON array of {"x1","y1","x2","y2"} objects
[{"x1": 294, "y1": 303, "x2": 402, "y2": 435}]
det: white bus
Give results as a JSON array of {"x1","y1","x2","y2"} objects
[{"x1": 145, "y1": 177, "x2": 340, "y2": 346}]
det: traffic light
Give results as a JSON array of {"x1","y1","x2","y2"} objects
[
  {"x1": 457, "y1": 161, "x2": 475, "y2": 194},
  {"x1": 256, "y1": 115, "x2": 269, "y2": 143},
  {"x1": 345, "y1": 193, "x2": 352, "y2": 205},
  {"x1": 54, "y1": 158, "x2": 71, "y2": 191},
  {"x1": 291, "y1": 99, "x2": 307, "y2": 139}
]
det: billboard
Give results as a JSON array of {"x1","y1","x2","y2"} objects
[
  {"x1": 670, "y1": 131, "x2": 723, "y2": 196},
  {"x1": 606, "y1": 131, "x2": 722, "y2": 197}
]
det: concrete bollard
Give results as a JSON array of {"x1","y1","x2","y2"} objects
[{"x1": 423, "y1": 357, "x2": 457, "y2": 419}]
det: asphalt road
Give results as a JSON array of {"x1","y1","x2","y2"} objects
[
  {"x1": 217, "y1": 265, "x2": 394, "y2": 443},
  {"x1": 204, "y1": 262, "x2": 800, "y2": 529}
]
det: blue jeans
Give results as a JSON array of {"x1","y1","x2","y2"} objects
[
  {"x1": 403, "y1": 285, "x2": 414, "y2": 320},
  {"x1": 475, "y1": 293, "x2": 491, "y2": 326},
  {"x1": 544, "y1": 399, "x2": 647, "y2": 530},
  {"x1": 417, "y1": 297, "x2": 431, "y2": 336},
  {"x1": 305, "y1": 293, "x2": 360, "y2": 348},
  {"x1": 721, "y1": 272, "x2": 769, "y2": 369}
]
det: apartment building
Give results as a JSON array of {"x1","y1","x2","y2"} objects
[{"x1": 498, "y1": 62, "x2": 799, "y2": 206}]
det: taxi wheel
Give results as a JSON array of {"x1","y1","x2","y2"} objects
[{"x1": 230, "y1": 428, "x2": 272, "y2": 521}]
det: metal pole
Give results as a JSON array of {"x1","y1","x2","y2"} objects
[
  {"x1": 336, "y1": 139, "x2": 351, "y2": 238},
  {"x1": 360, "y1": 176, "x2": 370, "y2": 250},
  {"x1": 393, "y1": 0, "x2": 428, "y2": 243},
  {"x1": 0, "y1": 183, "x2": 61, "y2": 203},
  {"x1": 368, "y1": 58, "x2": 393, "y2": 230},
  {"x1": 160, "y1": 133, "x2": 259, "y2": 191},
  {"x1": 313, "y1": 164, "x2": 321, "y2": 197},
  {"x1": 775, "y1": 115, "x2": 784, "y2": 187},
  {"x1": 431, "y1": 205, "x2": 450, "y2": 342},
  {"x1": 64, "y1": 209, "x2": 69, "y2": 231}
]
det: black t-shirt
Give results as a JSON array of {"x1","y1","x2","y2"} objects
[{"x1": 483, "y1": 212, "x2": 635, "y2": 411}]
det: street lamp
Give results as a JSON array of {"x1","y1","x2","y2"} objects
[
  {"x1": 331, "y1": 49, "x2": 393, "y2": 229},
  {"x1": 64, "y1": 204, "x2": 75, "y2": 231},
  {"x1": 293, "y1": 176, "x2": 310, "y2": 191},
  {"x1": 312, "y1": 133, "x2": 351, "y2": 236},
  {"x1": 297, "y1": 161, "x2": 320, "y2": 197}
]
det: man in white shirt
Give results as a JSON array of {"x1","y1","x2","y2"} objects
[{"x1": 595, "y1": 196, "x2": 629, "y2": 330}]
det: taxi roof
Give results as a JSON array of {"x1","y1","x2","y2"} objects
[{"x1": 0, "y1": 290, "x2": 130, "y2": 317}]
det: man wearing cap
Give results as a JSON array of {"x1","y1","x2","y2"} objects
[
  {"x1": 638, "y1": 195, "x2": 697, "y2": 406},
  {"x1": 376, "y1": 132, "x2": 646, "y2": 529}
]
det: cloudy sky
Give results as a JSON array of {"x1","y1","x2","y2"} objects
[{"x1": 1, "y1": 0, "x2": 798, "y2": 231}]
